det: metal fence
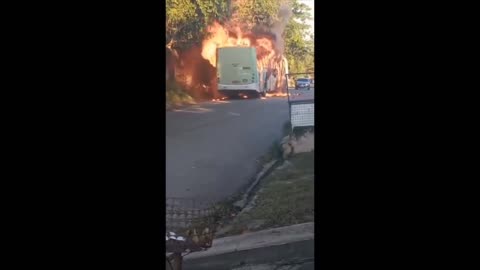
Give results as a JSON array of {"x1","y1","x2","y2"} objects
[
  {"x1": 166, "y1": 197, "x2": 217, "y2": 254},
  {"x1": 285, "y1": 72, "x2": 315, "y2": 131}
]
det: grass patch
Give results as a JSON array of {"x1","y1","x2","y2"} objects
[
  {"x1": 220, "y1": 151, "x2": 314, "y2": 235},
  {"x1": 211, "y1": 141, "x2": 284, "y2": 237},
  {"x1": 166, "y1": 81, "x2": 195, "y2": 108}
]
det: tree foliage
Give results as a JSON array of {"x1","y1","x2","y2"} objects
[
  {"x1": 229, "y1": 0, "x2": 314, "y2": 73},
  {"x1": 166, "y1": 0, "x2": 229, "y2": 50},
  {"x1": 165, "y1": 0, "x2": 315, "y2": 73},
  {"x1": 284, "y1": 0, "x2": 314, "y2": 74},
  {"x1": 230, "y1": 0, "x2": 282, "y2": 28}
]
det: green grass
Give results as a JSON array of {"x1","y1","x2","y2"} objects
[
  {"x1": 166, "y1": 81, "x2": 195, "y2": 108},
  {"x1": 211, "y1": 124, "x2": 315, "y2": 237},
  {"x1": 218, "y1": 151, "x2": 314, "y2": 236}
]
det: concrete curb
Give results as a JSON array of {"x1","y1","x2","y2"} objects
[{"x1": 183, "y1": 223, "x2": 314, "y2": 270}]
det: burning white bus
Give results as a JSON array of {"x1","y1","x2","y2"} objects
[
  {"x1": 215, "y1": 46, "x2": 289, "y2": 98},
  {"x1": 216, "y1": 47, "x2": 265, "y2": 98}
]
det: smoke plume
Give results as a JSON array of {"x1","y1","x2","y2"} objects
[{"x1": 172, "y1": 2, "x2": 293, "y2": 97}]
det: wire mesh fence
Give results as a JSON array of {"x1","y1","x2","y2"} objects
[
  {"x1": 285, "y1": 72, "x2": 315, "y2": 131},
  {"x1": 166, "y1": 197, "x2": 218, "y2": 254}
]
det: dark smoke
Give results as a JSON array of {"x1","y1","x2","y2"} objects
[{"x1": 171, "y1": 2, "x2": 293, "y2": 98}]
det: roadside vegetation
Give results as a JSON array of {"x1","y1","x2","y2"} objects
[
  {"x1": 166, "y1": 81, "x2": 196, "y2": 109},
  {"x1": 166, "y1": 0, "x2": 315, "y2": 104},
  {"x1": 216, "y1": 150, "x2": 314, "y2": 236},
  {"x1": 213, "y1": 123, "x2": 314, "y2": 237},
  {"x1": 166, "y1": 0, "x2": 314, "y2": 72}
]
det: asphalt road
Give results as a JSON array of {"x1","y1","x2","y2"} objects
[
  {"x1": 289, "y1": 87, "x2": 314, "y2": 101},
  {"x1": 166, "y1": 96, "x2": 290, "y2": 202}
]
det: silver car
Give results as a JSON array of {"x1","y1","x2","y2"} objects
[{"x1": 295, "y1": 78, "x2": 311, "y2": 90}]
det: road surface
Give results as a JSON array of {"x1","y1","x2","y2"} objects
[
  {"x1": 166, "y1": 96, "x2": 289, "y2": 202},
  {"x1": 288, "y1": 87, "x2": 315, "y2": 101}
]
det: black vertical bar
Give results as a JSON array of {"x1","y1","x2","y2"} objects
[
  {"x1": 286, "y1": 73, "x2": 290, "y2": 103},
  {"x1": 286, "y1": 74, "x2": 291, "y2": 125}
]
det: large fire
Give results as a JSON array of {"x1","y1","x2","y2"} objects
[
  {"x1": 201, "y1": 22, "x2": 252, "y2": 67},
  {"x1": 170, "y1": 4, "x2": 292, "y2": 99},
  {"x1": 200, "y1": 21, "x2": 288, "y2": 93}
]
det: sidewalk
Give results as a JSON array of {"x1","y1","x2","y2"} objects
[{"x1": 183, "y1": 222, "x2": 314, "y2": 270}]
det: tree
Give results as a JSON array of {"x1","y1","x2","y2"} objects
[
  {"x1": 166, "y1": 0, "x2": 198, "y2": 48},
  {"x1": 166, "y1": 0, "x2": 229, "y2": 50},
  {"x1": 230, "y1": 0, "x2": 284, "y2": 29},
  {"x1": 166, "y1": 0, "x2": 315, "y2": 72},
  {"x1": 284, "y1": 0, "x2": 314, "y2": 73}
]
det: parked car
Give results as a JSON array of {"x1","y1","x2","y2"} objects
[{"x1": 295, "y1": 78, "x2": 311, "y2": 90}]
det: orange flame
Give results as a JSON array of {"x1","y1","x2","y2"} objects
[
  {"x1": 173, "y1": 20, "x2": 288, "y2": 99},
  {"x1": 199, "y1": 21, "x2": 289, "y2": 93},
  {"x1": 201, "y1": 21, "x2": 276, "y2": 69},
  {"x1": 266, "y1": 93, "x2": 288, "y2": 97},
  {"x1": 201, "y1": 22, "x2": 254, "y2": 67}
]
